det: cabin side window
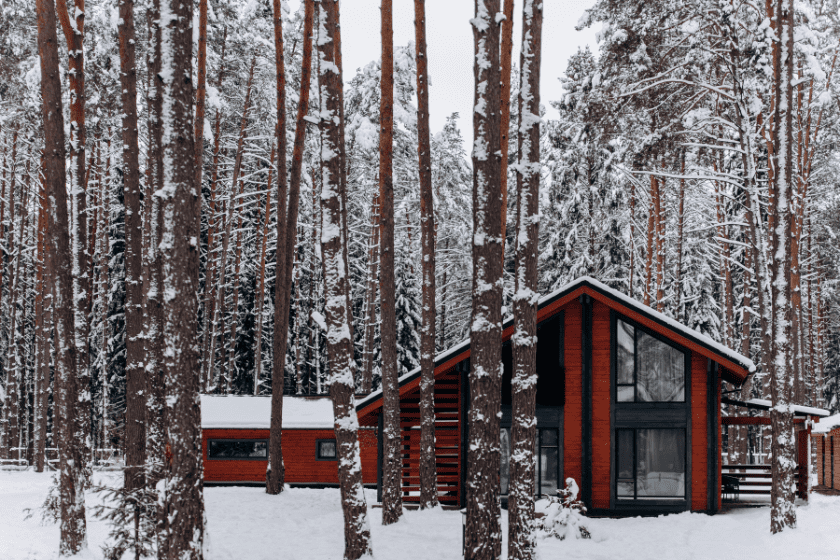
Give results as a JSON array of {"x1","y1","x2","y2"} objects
[
  {"x1": 616, "y1": 319, "x2": 685, "y2": 403},
  {"x1": 317, "y1": 439, "x2": 337, "y2": 460},
  {"x1": 500, "y1": 428, "x2": 559, "y2": 498},
  {"x1": 207, "y1": 440, "x2": 268, "y2": 460}
]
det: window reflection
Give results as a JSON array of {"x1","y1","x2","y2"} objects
[
  {"x1": 616, "y1": 319, "x2": 685, "y2": 403},
  {"x1": 499, "y1": 427, "x2": 558, "y2": 498}
]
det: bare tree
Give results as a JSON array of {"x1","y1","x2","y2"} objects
[
  {"x1": 508, "y1": 2, "x2": 542, "y2": 559},
  {"x1": 157, "y1": 0, "x2": 205, "y2": 557},
  {"x1": 36, "y1": 0, "x2": 86, "y2": 551},
  {"x1": 414, "y1": 0, "x2": 438, "y2": 511},
  {"x1": 317, "y1": 2, "x2": 373, "y2": 557},
  {"x1": 466, "y1": 1, "x2": 504, "y2": 559}
]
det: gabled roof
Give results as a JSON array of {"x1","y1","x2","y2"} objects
[
  {"x1": 201, "y1": 395, "x2": 335, "y2": 430},
  {"x1": 356, "y1": 276, "x2": 755, "y2": 420}
]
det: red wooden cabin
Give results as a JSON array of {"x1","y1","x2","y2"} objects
[
  {"x1": 356, "y1": 276, "x2": 759, "y2": 514},
  {"x1": 201, "y1": 395, "x2": 377, "y2": 486},
  {"x1": 813, "y1": 414, "x2": 840, "y2": 491}
]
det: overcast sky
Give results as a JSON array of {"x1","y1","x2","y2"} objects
[{"x1": 286, "y1": 0, "x2": 599, "y2": 148}]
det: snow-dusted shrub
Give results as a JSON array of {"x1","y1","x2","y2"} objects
[{"x1": 536, "y1": 477, "x2": 591, "y2": 541}]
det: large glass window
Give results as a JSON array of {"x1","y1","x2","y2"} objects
[
  {"x1": 208, "y1": 440, "x2": 268, "y2": 460},
  {"x1": 500, "y1": 428, "x2": 559, "y2": 497},
  {"x1": 616, "y1": 429, "x2": 685, "y2": 500},
  {"x1": 616, "y1": 319, "x2": 685, "y2": 402}
]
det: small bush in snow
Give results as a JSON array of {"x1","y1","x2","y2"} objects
[{"x1": 536, "y1": 477, "x2": 591, "y2": 541}]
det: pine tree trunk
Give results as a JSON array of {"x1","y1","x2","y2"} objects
[
  {"x1": 498, "y1": 0, "x2": 514, "y2": 259},
  {"x1": 254, "y1": 146, "x2": 275, "y2": 396},
  {"x1": 466, "y1": 2, "x2": 504, "y2": 559},
  {"x1": 360, "y1": 191, "x2": 380, "y2": 395},
  {"x1": 644, "y1": 175, "x2": 655, "y2": 306},
  {"x1": 4, "y1": 128, "x2": 18, "y2": 461},
  {"x1": 769, "y1": 0, "x2": 796, "y2": 534},
  {"x1": 200, "y1": 26, "x2": 228, "y2": 390},
  {"x1": 414, "y1": 0, "x2": 438, "y2": 510},
  {"x1": 36, "y1": 0, "x2": 86, "y2": 550},
  {"x1": 654, "y1": 176, "x2": 665, "y2": 312},
  {"x1": 55, "y1": 0, "x2": 92, "y2": 478},
  {"x1": 508, "y1": 3, "x2": 542, "y2": 558},
  {"x1": 379, "y1": 0, "x2": 403, "y2": 526},
  {"x1": 158, "y1": 0, "x2": 205, "y2": 557},
  {"x1": 674, "y1": 151, "x2": 685, "y2": 322},
  {"x1": 267, "y1": 0, "x2": 314, "y2": 496},
  {"x1": 194, "y1": 0, "x2": 208, "y2": 191},
  {"x1": 118, "y1": 0, "x2": 146, "y2": 515},
  {"x1": 317, "y1": 3, "x2": 373, "y2": 557},
  {"x1": 34, "y1": 156, "x2": 48, "y2": 473},
  {"x1": 220, "y1": 53, "x2": 257, "y2": 392}
]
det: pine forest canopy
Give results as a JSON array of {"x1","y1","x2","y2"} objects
[{"x1": 0, "y1": 0, "x2": 837, "y2": 556}]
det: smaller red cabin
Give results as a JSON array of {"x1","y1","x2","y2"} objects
[{"x1": 201, "y1": 395, "x2": 378, "y2": 486}]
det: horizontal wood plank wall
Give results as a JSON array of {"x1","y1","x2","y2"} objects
[
  {"x1": 690, "y1": 354, "x2": 708, "y2": 511},
  {"x1": 564, "y1": 300, "x2": 583, "y2": 489},
  {"x1": 202, "y1": 428, "x2": 377, "y2": 484},
  {"x1": 591, "y1": 301, "x2": 611, "y2": 509},
  {"x1": 399, "y1": 367, "x2": 462, "y2": 505}
]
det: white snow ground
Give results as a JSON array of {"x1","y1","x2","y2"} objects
[{"x1": 1, "y1": 470, "x2": 838, "y2": 560}]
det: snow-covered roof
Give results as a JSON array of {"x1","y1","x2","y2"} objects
[
  {"x1": 814, "y1": 413, "x2": 840, "y2": 433},
  {"x1": 744, "y1": 399, "x2": 830, "y2": 418},
  {"x1": 357, "y1": 276, "x2": 756, "y2": 414},
  {"x1": 201, "y1": 395, "x2": 335, "y2": 430}
]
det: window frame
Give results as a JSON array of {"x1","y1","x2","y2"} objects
[
  {"x1": 615, "y1": 427, "x2": 687, "y2": 501},
  {"x1": 498, "y1": 426, "x2": 561, "y2": 499},
  {"x1": 610, "y1": 310, "x2": 692, "y2": 510},
  {"x1": 206, "y1": 439, "x2": 269, "y2": 461},
  {"x1": 615, "y1": 317, "x2": 686, "y2": 404},
  {"x1": 316, "y1": 439, "x2": 338, "y2": 461}
]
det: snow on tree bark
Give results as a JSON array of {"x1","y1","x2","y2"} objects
[
  {"x1": 508, "y1": 2, "x2": 542, "y2": 559},
  {"x1": 466, "y1": 1, "x2": 504, "y2": 559},
  {"x1": 157, "y1": 0, "x2": 206, "y2": 557},
  {"x1": 316, "y1": 2, "x2": 373, "y2": 557},
  {"x1": 118, "y1": 0, "x2": 147, "y2": 537},
  {"x1": 498, "y1": 0, "x2": 514, "y2": 259},
  {"x1": 414, "y1": 0, "x2": 439, "y2": 511},
  {"x1": 267, "y1": 0, "x2": 315, "y2": 496},
  {"x1": 36, "y1": 0, "x2": 87, "y2": 551},
  {"x1": 379, "y1": 0, "x2": 404, "y2": 527},
  {"x1": 769, "y1": 0, "x2": 796, "y2": 534}
]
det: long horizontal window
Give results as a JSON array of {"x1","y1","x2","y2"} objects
[
  {"x1": 617, "y1": 319, "x2": 685, "y2": 402},
  {"x1": 617, "y1": 429, "x2": 685, "y2": 500},
  {"x1": 208, "y1": 440, "x2": 268, "y2": 460}
]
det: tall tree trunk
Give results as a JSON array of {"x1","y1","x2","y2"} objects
[
  {"x1": 317, "y1": 3, "x2": 373, "y2": 557},
  {"x1": 118, "y1": 0, "x2": 147, "y2": 529},
  {"x1": 466, "y1": 2, "x2": 504, "y2": 559},
  {"x1": 414, "y1": 0, "x2": 438, "y2": 511},
  {"x1": 674, "y1": 152, "x2": 685, "y2": 321},
  {"x1": 769, "y1": 0, "x2": 796, "y2": 534},
  {"x1": 219, "y1": 53, "x2": 257, "y2": 392},
  {"x1": 254, "y1": 145, "x2": 275, "y2": 396},
  {"x1": 498, "y1": 0, "x2": 514, "y2": 259},
  {"x1": 194, "y1": 0, "x2": 208, "y2": 192},
  {"x1": 34, "y1": 155, "x2": 49, "y2": 473},
  {"x1": 654, "y1": 176, "x2": 665, "y2": 312},
  {"x1": 379, "y1": 0, "x2": 403, "y2": 526},
  {"x1": 360, "y1": 190, "x2": 380, "y2": 395},
  {"x1": 36, "y1": 0, "x2": 86, "y2": 551},
  {"x1": 158, "y1": 0, "x2": 205, "y2": 557},
  {"x1": 508, "y1": 2, "x2": 541, "y2": 559},
  {"x1": 267, "y1": 0, "x2": 314, "y2": 496},
  {"x1": 644, "y1": 175, "x2": 655, "y2": 306},
  {"x1": 55, "y1": 0, "x2": 92, "y2": 479},
  {"x1": 200, "y1": 26, "x2": 228, "y2": 390},
  {"x1": 3, "y1": 128, "x2": 18, "y2": 461}
]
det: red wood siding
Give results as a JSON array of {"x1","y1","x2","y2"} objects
[
  {"x1": 690, "y1": 353, "x2": 708, "y2": 511},
  {"x1": 591, "y1": 300, "x2": 611, "y2": 509},
  {"x1": 202, "y1": 428, "x2": 377, "y2": 485},
  {"x1": 397, "y1": 367, "x2": 462, "y2": 506},
  {"x1": 564, "y1": 299, "x2": 583, "y2": 488}
]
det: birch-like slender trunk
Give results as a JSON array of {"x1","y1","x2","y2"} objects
[
  {"x1": 508, "y1": 3, "x2": 542, "y2": 558},
  {"x1": 253, "y1": 145, "x2": 275, "y2": 396},
  {"x1": 34, "y1": 155, "x2": 48, "y2": 473},
  {"x1": 414, "y1": 0, "x2": 438, "y2": 510},
  {"x1": 36, "y1": 0, "x2": 86, "y2": 550},
  {"x1": 317, "y1": 3, "x2": 373, "y2": 556},
  {"x1": 466, "y1": 2, "x2": 504, "y2": 559},
  {"x1": 360, "y1": 191, "x2": 380, "y2": 395}
]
